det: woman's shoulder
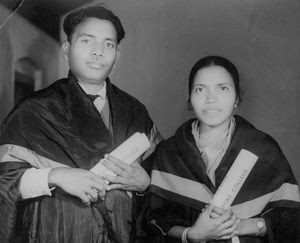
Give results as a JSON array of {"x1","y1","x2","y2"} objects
[
  {"x1": 156, "y1": 118, "x2": 197, "y2": 152},
  {"x1": 234, "y1": 115, "x2": 282, "y2": 154}
]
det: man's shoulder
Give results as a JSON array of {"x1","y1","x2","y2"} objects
[
  {"x1": 13, "y1": 78, "x2": 69, "y2": 113},
  {"x1": 32, "y1": 78, "x2": 69, "y2": 99},
  {"x1": 109, "y1": 82, "x2": 148, "y2": 111}
]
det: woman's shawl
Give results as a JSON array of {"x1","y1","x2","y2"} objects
[
  {"x1": 0, "y1": 73, "x2": 159, "y2": 243},
  {"x1": 147, "y1": 115, "x2": 300, "y2": 243}
]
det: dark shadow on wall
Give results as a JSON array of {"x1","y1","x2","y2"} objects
[
  {"x1": 14, "y1": 57, "x2": 40, "y2": 105},
  {"x1": 0, "y1": 26, "x2": 13, "y2": 123}
]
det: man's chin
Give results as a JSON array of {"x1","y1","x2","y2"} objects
[{"x1": 77, "y1": 75, "x2": 108, "y2": 84}]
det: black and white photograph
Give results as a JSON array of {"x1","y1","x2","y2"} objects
[{"x1": 0, "y1": 0, "x2": 299, "y2": 242}]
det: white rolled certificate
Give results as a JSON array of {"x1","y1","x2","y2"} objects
[
  {"x1": 211, "y1": 149, "x2": 258, "y2": 209},
  {"x1": 91, "y1": 132, "x2": 151, "y2": 176},
  {"x1": 210, "y1": 149, "x2": 258, "y2": 243}
]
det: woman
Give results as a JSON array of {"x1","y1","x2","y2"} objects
[{"x1": 144, "y1": 56, "x2": 300, "y2": 242}]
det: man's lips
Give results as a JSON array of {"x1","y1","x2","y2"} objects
[{"x1": 86, "y1": 62, "x2": 106, "y2": 69}]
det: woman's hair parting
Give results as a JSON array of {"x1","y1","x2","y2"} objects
[{"x1": 188, "y1": 55, "x2": 241, "y2": 104}]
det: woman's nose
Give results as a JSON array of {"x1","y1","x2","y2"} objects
[{"x1": 205, "y1": 90, "x2": 218, "y2": 103}]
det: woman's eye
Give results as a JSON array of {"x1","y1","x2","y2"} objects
[
  {"x1": 220, "y1": 86, "x2": 229, "y2": 91},
  {"x1": 194, "y1": 87, "x2": 203, "y2": 93}
]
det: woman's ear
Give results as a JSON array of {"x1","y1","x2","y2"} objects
[
  {"x1": 234, "y1": 96, "x2": 240, "y2": 108},
  {"x1": 187, "y1": 100, "x2": 193, "y2": 111},
  {"x1": 61, "y1": 41, "x2": 70, "y2": 62}
]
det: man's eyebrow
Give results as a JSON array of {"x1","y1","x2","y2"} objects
[
  {"x1": 76, "y1": 34, "x2": 116, "y2": 42},
  {"x1": 103, "y1": 37, "x2": 117, "y2": 42},
  {"x1": 77, "y1": 33, "x2": 95, "y2": 38}
]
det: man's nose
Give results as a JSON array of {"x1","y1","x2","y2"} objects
[{"x1": 91, "y1": 44, "x2": 104, "y2": 58}]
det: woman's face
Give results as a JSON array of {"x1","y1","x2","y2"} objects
[{"x1": 190, "y1": 65, "x2": 237, "y2": 130}]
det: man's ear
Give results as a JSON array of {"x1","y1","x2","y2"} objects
[
  {"x1": 112, "y1": 48, "x2": 121, "y2": 70},
  {"x1": 116, "y1": 48, "x2": 121, "y2": 62},
  {"x1": 61, "y1": 41, "x2": 70, "y2": 61}
]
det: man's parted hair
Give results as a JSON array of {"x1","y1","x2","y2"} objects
[{"x1": 63, "y1": 6, "x2": 125, "y2": 43}]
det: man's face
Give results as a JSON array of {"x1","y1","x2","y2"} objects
[{"x1": 63, "y1": 17, "x2": 118, "y2": 85}]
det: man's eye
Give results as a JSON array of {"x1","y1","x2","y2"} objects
[
  {"x1": 105, "y1": 42, "x2": 114, "y2": 48},
  {"x1": 81, "y1": 39, "x2": 90, "y2": 44}
]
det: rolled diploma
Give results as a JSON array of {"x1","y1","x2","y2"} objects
[
  {"x1": 91, "y1": 132, "x2": 151, "y2": 176},
  {"x1": 210, "y1": 149, "x2": 258, "y2": 243}
]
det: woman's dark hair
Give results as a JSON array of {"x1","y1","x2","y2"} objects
[
  {"x1": 188, "y1": 56, "x2": 241, "y2": 104},
  {"x1": 63, "y1": 6, "x2": 125, "y2": 43}
]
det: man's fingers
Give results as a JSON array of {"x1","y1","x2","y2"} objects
[
  {"x1": 104, "y1": 175, "x2": 126, "y2": 184},
  {"x1": 81, "y1": 193, "x2": 91, "y2": 206},
  {"x1": 101, "y1": 175, "x2": 119, "y2": 184},
  {"x1": 91, "y1": 175, "x2": 107, "y2": 189},
  {"x1": 105, "y1": 155, "x2": 131, "y2": 171},
  {"x1": 98, "y1": 189, "x2": 106, "y2": 199},
  {"x1": 106, "y1": 154, "x2": 126, "y2": 166},
  {"x1": 91, "y1": 173, "x2": 105, "y2": 184},
  {"x1": 106, "y1": 184, "x2": 123, "y2": 191},
  {"x1": 90, "y1": 180, "x2": 106, "y2": 193},
  {"x1": 102, "y1": 158, "x2": 126, "y2": 175},
  {"x1": 86, "y1": 188, "x2": 99, "y2": 202},
  {"x1": 87, "y1": 176, "x2": 106, "y2": 199}
]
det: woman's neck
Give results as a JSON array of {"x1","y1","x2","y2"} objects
[{"x1": 199, "y1": 119, "x2": 231, "y2": 142}]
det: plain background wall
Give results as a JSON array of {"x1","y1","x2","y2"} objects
[
  {"x1": 0, "y1": 5, "x2": 61, "y2": 120},
  {"x1": 60, "y1": 0, "x2": 300, "y2": 181}
]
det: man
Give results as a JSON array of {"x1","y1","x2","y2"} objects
[{"x1": 0, "y1": 6, "x2": 161, "y2": 243}]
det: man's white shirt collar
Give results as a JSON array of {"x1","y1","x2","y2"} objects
[{"x1": 78, "y1": 81, "x2": 107, "y2": 100}]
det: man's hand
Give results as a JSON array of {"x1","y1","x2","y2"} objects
[
  {"x1": 101, "y1": 155, "x2": 150, "y2": 192},
  {"x1": 48, "y1": 167, "x2": 106, "y2": 205}
]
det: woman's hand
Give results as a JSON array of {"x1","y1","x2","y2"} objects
[
  {"x1": 48, "y1": 167, "x2": 106, "y2": 205},
  {"x1": 235, "y1": 218, "x2": 266, "y2": 236},
  {"x1": 187, "y1": 204, "x2": 239, "y2": 242}
]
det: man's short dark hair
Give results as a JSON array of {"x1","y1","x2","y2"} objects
[{"x1": 63, "y1": 6, "x2": 125, "y2": 43}]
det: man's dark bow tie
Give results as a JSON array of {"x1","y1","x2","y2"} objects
[{"x1": 87, "y1": 94, "x2": 100, "y2": 102}]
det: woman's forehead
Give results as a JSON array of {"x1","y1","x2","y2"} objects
[{"x1": 193, "y1": 66, "x2": 234, "y2": 85}]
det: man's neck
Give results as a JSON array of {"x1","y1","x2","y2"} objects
[{"x1": 77, "y1": 79, "x2": 106, "y2": 95}]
